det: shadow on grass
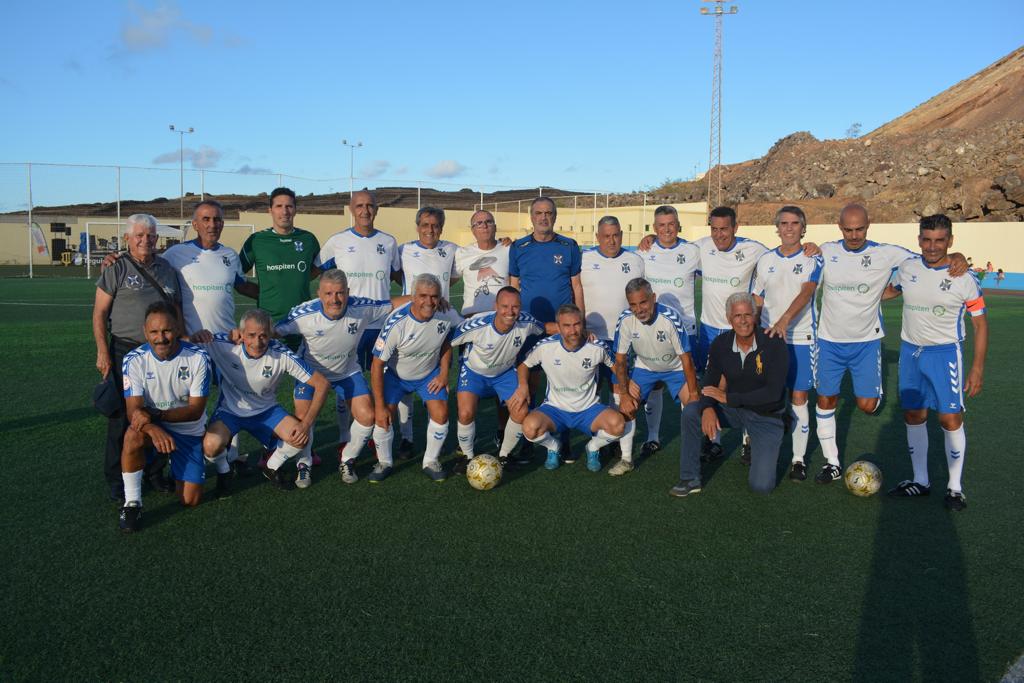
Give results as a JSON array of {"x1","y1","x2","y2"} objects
[{"x1": 851, "y1": 407, "x2": 979, "y2": 680}]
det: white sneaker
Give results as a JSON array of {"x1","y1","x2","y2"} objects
[
  {"x1": 295, "y1": 464, "x2": 312, "y2": 489},
  {"x1": 339, "y1": 459, "x2": 358, "y2": 485},
  {"x1": 608, "y1": 458, "x2": 635, "y2": 476}
]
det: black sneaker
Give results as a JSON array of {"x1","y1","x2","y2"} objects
[
  {"x1": 118, "y1": 501, "x2": 142, "y2": 533},
  {"x1": 944, "y1": 489, "x2": 967, "y2": 512},
  {"x1": 887, "y1": 480, "x2": 931, "y2": 497},
  {"x1": 232, "y1": 458, "x2": 256, "y2": 478},
  {"x1": 700, "y1": 437, "x2": 724, "y2": 463},
  {"x1": 215, "y1": 472, "x2": 232, "y2": 498},
  {"x1": 366, "y1": 463, "x2": 394, "y2": 483},
  {"x1": 640, "y1": 440, "x2": 661, "y2": 457},
  {"x1": 397, "y1": 439, "x2": 415, "y2": 461},
  {"x1": 512, "y1": 442, "x2": 535, "y2": 465},
  {"x1": 815, "y1": 464, "x2": 842, "y2": 484},
  {"x1": 145, "y1": 470, "x2": 175, "y2": 493},
  {"x1": 789, "y1": 461, "x2": 807, "y2": 481},
  {"x1": 669, "y1": 479, "x2": 703, "y2": 498},
  {"x1": 262, "y1": 465, "x2": 287, "y2": 491},
  {"x1": 740, "y1": 442, "x2": 751, "y2": 467}
]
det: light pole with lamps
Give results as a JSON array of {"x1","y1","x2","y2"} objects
[
  {"x1": 341, "y1": 139, "x2": 363, "y2": 200},
  {"x1": 169, "y1": 124, "x2": 194, "y2": 219}
]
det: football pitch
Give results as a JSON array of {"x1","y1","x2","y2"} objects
[{"x1": 1, "y1": 272, "x2": 1021, "y2": 682}]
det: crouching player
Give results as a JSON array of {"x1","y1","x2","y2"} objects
[
  {"x1": 119, "y1": 302, "x2": 210, "y2": 532},
  {"x1": 370, "y1": 273, "x2": 463, "y2": 483},
  {"x1": 611, "y1": 278, "x2": 699, "y2": 475},
  {"x1": 274, "y1": 269, "x2": 394, "y2": 484},
  {"x1": 449, "y1": 286, "x2": 544, "y2": 471},
  {"x1": 195, "y1": 309, "x2": 331, "y2": 491},
  {"x1": 512, "y1": 303, "x2": 630, "y2": 472}
]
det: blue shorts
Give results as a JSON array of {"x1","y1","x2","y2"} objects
[
  {"x1": 211, "y1": 404, "x2": 290, "y2": 449},
  {"x1": 632, "y1": 367, "x2": 687, "y2": 403},
  {"x1": 695, "y1": 324, "x2": 728, "y2": 373},
  {"x1": 294, "y1": 373, "x2": 369, "y2": 402},
  {"x1": 165, "y1": 430, "x2": 205, "y2": 484},
  {"x1": 815, "y1": 338, "x2": 882, "y2": 398},
  {"x1": 357, "y1": 328, "x2": 381, "y2": 372},
  {"x1": 536, "y1": 402, "x2": 609, "y2": 435},
  {"x1": 457, "y1": 364, "x2": 518, "y2": 402},
  {"x1": 787, "y1": 343, "x2": 815, "y2": 392},
  {"x1": 383, "y1": 366, "x2": 447, "y2": 405},
  {"x1": 898, "y1": 341, "x2": 964, "y2": 413}
]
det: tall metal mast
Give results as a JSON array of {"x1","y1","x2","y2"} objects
[{"x1": 700, "y1": 0, "x2": 738, "y2": 208}]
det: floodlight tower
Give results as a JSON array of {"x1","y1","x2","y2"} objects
[
  {"x1": 700, "y1": 0, "x2": 738, "y2": 209},
  {"x1": 342, "y1": 139, "x2": 363, "y2": 200},
  {"x1": 169, "y1": 124, "x2": 194, "y2": 219}
]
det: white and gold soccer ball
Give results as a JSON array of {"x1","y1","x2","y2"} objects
[
  {"x1": 466, "y1": 454, "x2": 503, "y2": 491},
  {"x1": 844, "y1": 460, "x2": 883, "y2": 497}
]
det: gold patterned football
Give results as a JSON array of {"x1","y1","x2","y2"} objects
[
  {"x1": 466, "y1": 454, "x2": 502, "y2": 491},
  {"x1": 844, "y1": 460, "x2": 882, "y2": 497}
]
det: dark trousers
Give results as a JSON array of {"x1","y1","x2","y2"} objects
[
  {"x1": 103, "y1": 336, "x2": 143, "y2": 484},
  {"x1": 680, "y1": 402, "x2": 785, "y2": 494}
]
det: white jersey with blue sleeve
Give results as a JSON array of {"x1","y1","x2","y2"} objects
[
  {"x1": 450, "y1": 311, "x2": 544, "y2": 377},
  {"x1": 894, "y1": 258, "x2": 986, "y2": 346},
  {"x1": 373, "y1": 303, "x2": 464, "y2": 380},
  {"x1": 613, "y1": 303, "x2": 692, "y2": 372},
  {"x1": 580, "y1": 248, "x2": 645, "y2": 340},
  {"x1": 314, "y1": 228, "x2": 401, "y2": 328},
  {"x1": 640, "y1": 238, "x2": 701, "y2": 334},
  {"x1": 818, "y1": 240, "x2": 917, "y2": 343},
  {"x1": 751, "y1": 248, "x2": 824, "y2": 345},
  {"x1": 200, "y1": 336, "x2": 313, "y2": 418},
  {"x1": 523, "y1": 337, "x2": 613, "y2": 413},
  {"x1": 696, "y1": 236, "x2": 768, "y2": 330},
  {"x1": 274, "y1": 297, "x2": 390, "y2": 381},
  {"x1": 162, "y1": 240, "x2": 244, "y2": 334},
  {"x1": 122, "y1": 342, "x2": 211, "y2": 436},
  {"x1": 399, "y1": 240, "x2": 459, "y2": 299}
]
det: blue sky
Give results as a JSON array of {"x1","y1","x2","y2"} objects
[{"x1": 1, "y1": 0, "x2": 1021, "y2": 210}]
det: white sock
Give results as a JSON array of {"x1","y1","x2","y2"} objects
[
  {"x1": 424, "y1": 419, "x2": 449, "y2": 467},
  {"x1": 268, "y1": 439, "x2": 303, "y2": 469},
  {"x1": 209, "y1": 453, "x2": 230, "y2": 474},
  {"x1": 341, "y1": 420, "x2": 374, "y2": 463},
  {"x1": 122, "y1": 469, "x2": 144, "y2": 504},
  {"x1": 791, "y1": 403, "x2": 810, "y2": 463},
  {"x1": 586, "y1": 428, "x2": 620, "y2": 453},
  {"x1": 297, "y1": 427, "x2": 314, "y2": 469},
  {"x1": 742, "y1": 431, "x2": 750, "y2": 446},
  {"x1": 498, "y1": 420, "x2": 523, "y2": 458},
  {"x1": 644, "y1": 390, "x2": 663, "y2": 443},
  {"x1": 456, "y1": 422, "x2": 476, "y2": 458},
  {"x1": 336, "y1": 399, "x2": 351, "y2": 444},
  {"x1": 373, "y1": 425, "x2": 394, "y2": 466},
  {"x1": 815, "y1": 408, "x2": 839, "y2": 466},
  {"x1": 619, "y1": 420, "x2": 636, "y2": 462},
  {"x1": 398, "y1": 395, "x2": 414, "y2": 441},
  {"x1": 527, "y1": 430, "x2": 561, "y2": 453},
  {"x1": 225, "y1": 434, "x2": 240, "y2": 463},
  {"x1": 943, "y1": 425, "x2": 966, "y2": 492},
  {"x1": 906, "y1": 422, "x2": 930, "y2": 486}
]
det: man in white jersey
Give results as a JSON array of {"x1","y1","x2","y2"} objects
[
  {"x1": 812, "y1": 203, "x2": 968, "y2": 484},
  {"x1": 455, "y1": 210, "x2": 510, "y2": 316},
  {"x1": 634, "y1": 206, "x2": 701, "y2": 456},
  {"x1": 371, "y1": 274, "x2": 463, "y2": 482},
  {"x1": 750, "y1": 205, "x2": 823, "y2": 481},
  {"x1": 449, "y1": 286, "x2": 543, "y2": 470},
  {"x1": 882, "y1": 215, "x2": 988, "y2": 511},
  {"x1": 194, "y1": 309, "x2": 331, "y2": 491},
  {"x1": 580, "y1": 216, "x2": 645, "y2": 343},
  {"x1": 610, "y1": 278, "x2": 699, "y2": 475},
  {"x1": 119, "y1": 303, "x2": 210, "y2": 532},
  {"x1": 274, "y1": 270, "x2": 398, "y2": 484},
  {"x1": 514, "y1": 304, "x2": 629, "y2": 472}
]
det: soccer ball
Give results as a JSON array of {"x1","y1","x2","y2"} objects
[
  {"x1": 466, "y1": 454, "x2": 503, "y2": 491},
  {"x1": 844, "y1": 460, "x2": 883, "y2": 497}
]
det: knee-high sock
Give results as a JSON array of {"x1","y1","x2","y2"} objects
[
  {"x1": 456, "y1": 421, "x2": 476, "y2": 458},
  {"x1": 587, "y1": 427, "x2": 626, "y2": 453},
  {"x1": 225, "y1": 433, "x2": 240, "y2": 463},
  {"x1": 267, "y1": 439, "x2": 303, "y2": 469},
  {"x1": 815, "y1": 408, "x2": 839, "y2": 466},
  {"x1": 612, "y1": 394, "x2": 635, "y2": 461},
  {"x1": 906, "y1": 422, "x2": 930, "y2": 486},
  {"x1": 341, "y1": 420, "x2": 374, "y2": 463},
  {"x1": 644, "y1": 390, "x2": 663, "y2": 443},
  {"x1": 791, "y1": 403, "x2": 810, "y2": 463},
  {"x1": 297, "y1": 427, "x2": 314, "y2": 468},
  {"x1": 336, "y1": 398, "x2": 351, "y2": 444},
  {"x1": 122, "y1": 470, "x2": 144, "y2": 505},
  {"x1": 398, "y1": 395, "x2": 414, "y2": 441},
  {"x1": 373, "y1": 425, "x2": 394, "y2": 467},
  {"x1": 424, "y1": 419, "x2": 449, "y2": 467},
  {"x1": 527, "y1": 430, "x2": 561, "y2": 453},
  {"x1": 206, "y1": 453, "x2": 231, "y2": 474},
  {"x1": 498, "y1": 420, "x2": 523, "y2": 458},
  {"x1": 943, "y1": 425, "x2": 966, "y2": 492}
]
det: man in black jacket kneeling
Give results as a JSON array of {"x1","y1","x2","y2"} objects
[{"x1": 671, "y1": 292, "x2": 789, "y2": 496}]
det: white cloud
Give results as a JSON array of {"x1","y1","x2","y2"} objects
[
  {"x1": 361, "y1": 160, "x2": 390, "y2": 178},
  {"x1": 426, "y1": 160, "x2": 466, "y2": 179},
  {"x1": 152, "y1": 145, "x2": 223, "y2": 169},
  {"x1": 118, "y1": 1, "x2": 239, "y2": 54},
  {"x1": 236, "y1": 164, "x2": 273, "y2": 175}
]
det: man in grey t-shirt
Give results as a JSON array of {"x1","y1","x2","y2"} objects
[{"x1": 92, "y1": 214, "x2": 183, "y2": 501}]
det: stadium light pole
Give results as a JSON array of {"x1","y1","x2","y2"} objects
[
  {"x1": 700, "y1": 0, "x2": 738, "y2": 209},
  {"x1": 169, "y1": 124, "x2": 194, "y2": 219},
  {"x1": 342, "y1": 139, "x2": 363, "y2": 200}
]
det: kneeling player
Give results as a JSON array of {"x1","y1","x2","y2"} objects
[
  {"x1": 512, "y1": 304, "x2": 629, "y2": 472},
  {"x1": 119, "y1": 302, "x2": 210, "y2": 532},
  {"x1": 195, "y1": 309, "x2": 331, "y2": 491},
  {"x1": 449, "y1": 286, "x2": 543, "y2": 468},
  {"x1": 611, "y1": 278, "x2": 699, "y2": 475}
]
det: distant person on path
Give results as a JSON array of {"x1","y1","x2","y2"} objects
[{"x1": 996, "y1": 269, "x2": 1005, "y2": 286}]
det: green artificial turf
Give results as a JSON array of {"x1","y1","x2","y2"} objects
[{"x1": 0, "y1": 275, "x2": 1021, "y2": 682}]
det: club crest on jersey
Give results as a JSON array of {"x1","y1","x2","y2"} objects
[
  {"x1": 437, "y1": 322, "x2": 447, "y2": 334},
  {"x1": 861, "y1": 254, "x2": 872, "y2": 268},
  {"x1": 294, "y1": 241, "x2": 304, "y2": 252},
  {"x1": 582, "y1": 358, "x2": 593, "y2": 369},
  {"x1": 376, "y1": 244, "x2": 386, "y2": 255},
  {"x1": 262, "y1": 366, "x2": 272, "y2": 378},
  {"x1": 553, "y1": 254, "x2": 563, "y2": 265},
  {"x1": 793, "y1": 263, "x2": 803, "y2": 274},
  {"x1": 347, "y1": 322, "x2": 358, "y2": 335},
  {"x1": 734, "y1": 251, "x2": 745, "y2": 261},
  {"x1": 621, "y1": 263, "x2": 631, "y2": 273},
  {"x1": 126, "y1": 274, "x2": 142, "y2": 289},
  {"x1": 513, "y1": 336, "x2": 522, "y2": 347},
  {"x1": 676, "y1": 254, "x2": 686, "y2": 264},
  {"x1": 177, "y1": 366, "x2": 190, "y2": 381},
  {"x1": 657, "y1": 330, "x2": 667, "y2": 342},
  {"x1": 940, "y1": 278, "x2": 952, "y2": 291},
  {"x1": 222, "y1": 256, "x2": 232, "y2": 268},
  {"x1": 438, "y1": 248, "x2": 447, "y2": 258}
]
